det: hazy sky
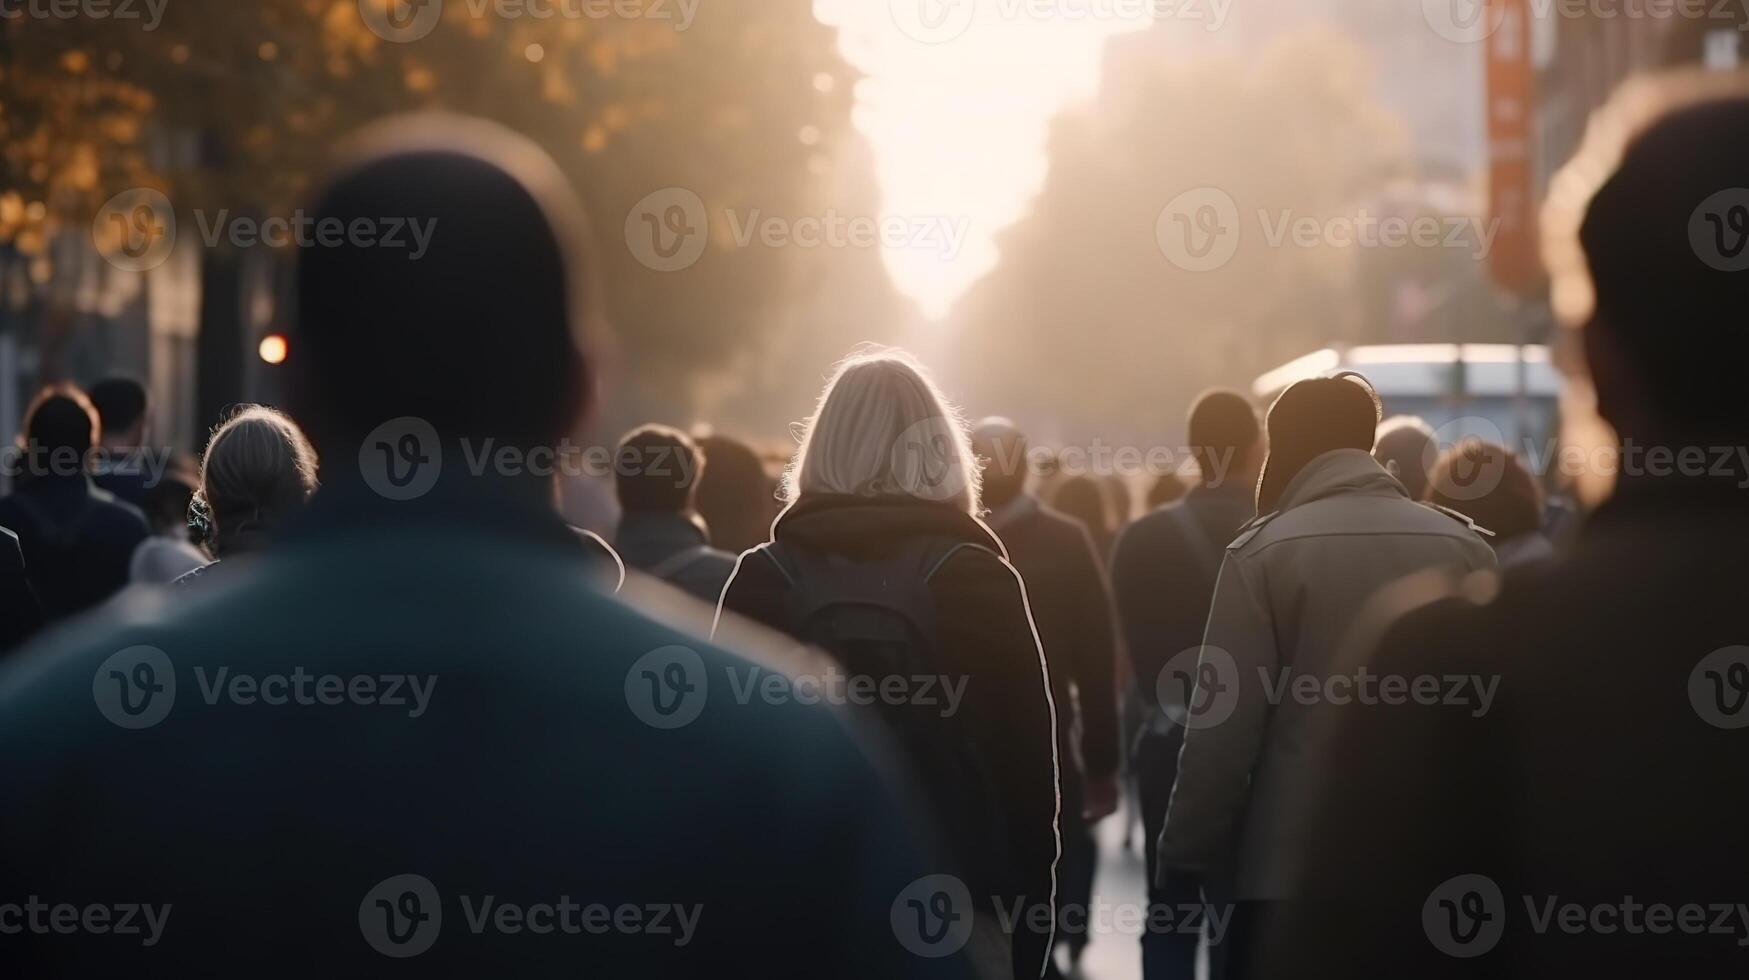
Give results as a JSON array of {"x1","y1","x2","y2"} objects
[{"x1": 813, "y1": 0, "x2": 1151, "y2": 319}]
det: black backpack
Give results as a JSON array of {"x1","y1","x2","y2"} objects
[{"x1": 766, "y1": 537, "x2": 1012, "y2": 890}]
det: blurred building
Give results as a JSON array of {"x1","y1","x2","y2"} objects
[{"x1": 1533, "y1": 3, "x2": 1747, "y2": 197}]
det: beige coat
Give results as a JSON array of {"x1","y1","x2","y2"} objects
[{"x1": 1157, "y1": 449, "x2": 1497, "y2": 898}]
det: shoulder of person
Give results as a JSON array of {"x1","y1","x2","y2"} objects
[
  {"x1": 1418, "y1": 502, "x2": 1497, "y2": 539},
  {"x1": 1225, "y1": 510, "x2": 1281, "y2": 553}
]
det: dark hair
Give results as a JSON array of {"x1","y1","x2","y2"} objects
[
  {"x1": 22, "y1": 385, "x2": 99, "y2": 460},
  {"x1": 1256, "y1": 373, "x2": 1382, "y2": 513},
  {"x1": 615, "y1": 425, "x2": 702, "y2": 515},
  {"x1": 1186, "y1": 388, "x2": 1260, "y2": 487},
  {"x1": 693, "y1": 433, "x2": 775, "y2": 554},
  {"x1": 1052, "y1": 475, "x2": 1111, "y2": 541},
  {"x1": 970, "y1": 418, "x2": 1028, "y2": 510},
  {"x1": 1146, "y1": 472, "x2": 1189, "y2": 510},
  {"x1": 87, "y1": 377, "x2": 148, "y2": 443},
  {"x1": 1373, "y1": 417, "x2": 1437, "y2": 501},
  {"x1": 292, "y1": 117, "x2": 595, "y2": 473},
  {"x1": 1426, "y1": 439, "x2": 1543, "y2": 544},
  {"x1": 1580, "y1": 98, "x2": 1749, "y2": 436}
]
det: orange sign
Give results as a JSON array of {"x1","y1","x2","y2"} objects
[{"x1": 1486, "y1": 0, "x2": 1542, "y2": 294}]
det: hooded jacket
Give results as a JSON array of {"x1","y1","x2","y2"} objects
[
  {"x1": 1157, "y1": 449, "x2": 1496, "y2": 897},
  {"x1": 716, "y1": 493, "x2": 1060, "y2": 978}
]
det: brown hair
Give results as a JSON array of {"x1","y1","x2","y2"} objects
[
  {"x1": 194, "y1": 406, "x2": 319, "y2": 558},
  {"x1": 1425, "y1": 439, "x2": 1543, "y2": 544}
]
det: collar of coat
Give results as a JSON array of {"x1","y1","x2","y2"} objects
[{"x1": 772, "y1": 492, "x2": 1008, "y2": 561}]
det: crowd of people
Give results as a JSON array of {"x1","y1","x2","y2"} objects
[{"x1": 0, "y1": 72, "x2": 1744, "y2": 979}]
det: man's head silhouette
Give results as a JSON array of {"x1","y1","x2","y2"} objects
[
  {"x1": 291, "y1": 115, "x2": 598, "y2": 491},
  {"x1": 1545, "y1": 70, "x2": 1749, "y2": 446},
  {"x1": 1256, "y1": 373, "x2": 1381, "y2": 513}
]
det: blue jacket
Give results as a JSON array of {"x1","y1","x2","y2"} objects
[{"x1": 0, "y1": 483, "x2": 966, "y2": 977}]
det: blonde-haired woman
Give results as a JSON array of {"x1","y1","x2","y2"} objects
[
  {"x1": 716, "y1": 348, "x2": 1059, "y2": 980},
  {"x1": 176, "y1": 405, "x2": 318, "y2": 584}
]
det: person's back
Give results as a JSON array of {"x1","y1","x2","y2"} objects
[
  {"x1": 88, "y1": 376, "x2": 154, "y2": 509},
  {"x1": 0, "y1": 525, "x2": 43, "y2": 651},
  {"x1": 1158, "y1": 377, "x2": 1495, "y2": 902},
  {"x1": 1109, "y1": 390, "x2": 1262, "y2": 979},
  {"x1": 975, "y1": 418, "x2": 1119, "y2": 977},
  {"x1": 0, "y1": 118, "x2": 963, "y2": 979},
  {"x1": 1253, "y1": 75, "x2": 1749, "y2": 979},
  {"x1": 611, "y1": 425, "x2": 736, "y2": 603},
  {"x1": 717, "y1": 352, "x2": 1059, "y2": 980},
  {"x1": 0, "y1": 386, "x2": 149, "y2": 620}
]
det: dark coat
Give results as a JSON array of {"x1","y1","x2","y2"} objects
[
  {"x1": 0, "y1": 483, "x2": 967, "y2": 978},
  {"x1": 0, "y1": 525, "x2": 43, "y2": 651},
  {"x1": 717, "y1": 493, "x2": 1060, "y2": 979},
  {"x1": 1248, "y1": 475, "x2": 1749, "y2": 978},
  {"x1": 613, "y1": 512, "x2": 737, "y2": 604},
  {"x1": 0, "y1": 475, "x2": 148, "y2": 621},
  {"x1": 1110, "y1": 483, "x2": 1256, "y2": 702},
  {"x1": 985, "y1": 493, "x2": 1120, "y2": 789}
]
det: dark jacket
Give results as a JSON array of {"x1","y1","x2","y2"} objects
[
  {"x1": 614, "y1": 511, "x2": 737, "y2": 604},
  {"x1": 0, "y1": 525, "x2": 43, "y2": 651},
  {"x1": 717, "y1": 493, "x2": 1060, "y2": 978},
  {"x1": 985, "y1": 493, "x2": 1120, "y2": 789},
  {"x1": 1111, "y1": 482, "x2": 1256, "y2": 704},
  {"x1": 0, "y1": 475, "x2": 148, "y2": 620},
  {"x1": 0, "y1": 482, "x2": 966, "y2": 978},
  {"x1": 1247, "y1": 474, "x2": 1749, "y2": 979}
]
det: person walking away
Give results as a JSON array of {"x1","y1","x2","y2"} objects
[
  {"x1": 173, "y1": 405, "x2": 319, "y2": 586},
  {"x1": 1251, "y1": 73, "x2": 1749, "y2": 980},
  {"x1": 1156, "y1": 374, "x2": 1495, "y2": 976},
  {"x1": 0, "y1": 386, "x2": 148, "y2": 620},
  {"x1": 717, "y1": 349, "x2": 1060, "y2": 980},
  {"x1": 1109, "y1": 389, "x2": 1263, "y2": 979},
  {"x1": 0, "y1": 116, "x2": 965, "y2": 980},
  {"x1": 974, "y1": 417, "x2": 1120, "y2": 979},
  {"x1": 612, "y1": 424, "x2": 736, "y2": 603}
]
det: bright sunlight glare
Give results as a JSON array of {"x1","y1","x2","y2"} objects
[{"x1": 814, "y1": 0, "x2": 1150, "y2": 320}]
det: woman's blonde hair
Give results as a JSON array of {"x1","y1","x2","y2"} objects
[
  {"x1": 193, "y1": 405, "x2": 319, "y2": 557},
  {"x1": 781, "y1": 347, "x2": 982, "y2": 515}
]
